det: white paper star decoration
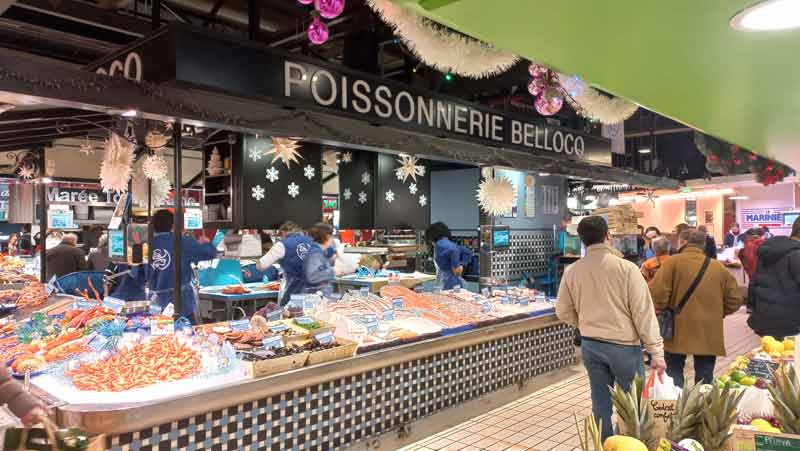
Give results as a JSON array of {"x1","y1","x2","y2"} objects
[
  {"x1": 132, "y1": 166, "x2": 171, "y2": 207},
  {"x1": 100, "y1": 132, "x2": 135, "y2": 193},
  {"x1": 265, "y1": 166, "x2": 279, "y2": 183},
  {"x1": 476, "y1": 176, "x2": 517, "y2": 216},
  {"x1": 409, "y1": 183, "x2": 418, "y2": 195},
  {"x1": 341, "y1": 152, "x2": 353, "y2": 164},
  {"x1": 287, "y1": 182, "x2": 300, "y2": 198},
  {"x1": 17, "y1": 164, "x2": 35, "y2": 180},
  {"x1": 248, "y1": 146, "x2": 263, "y2": 162},
  {"x1": 343, "y1": 188, "x2": 352, "y2": 200},
  {"x1": 395, "y1": 154, "x2": 425, "y2": 183},
  {"x1": 418, "y1": 194, "x2": 427, "y2": 207},
  {"x1": 303, "y1": 165, "x2": 316, "y2": 180},
  {"x1": 385, "y1": 190, "x2": 395, "y2": 203},
  {"x1": 266, "y1": 137, "x2": 302, "y2": 168},
  {"x1": 358, "y1": 191, "x2": 367, "y2": 204},
  {"x1": 141, "y1": 154, "x2": 168, "y2": 180},
  {"x1": 252, "y1": 184, "x2": 265, "y2": 201},
  {"x1": 361, "y1": 171, "x2": 371, "y2": 185}
]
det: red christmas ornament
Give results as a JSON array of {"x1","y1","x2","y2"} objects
[
  {"x1": 767, "y1": 164, "x2": 774, "y2": 171},
  {"x1": 748, "y1": 153, "x2": 758, "y2": 161},
  {"x1": 733, "y1": 158, "x2": 742, "y2": 166},
  {"x1": 709, "y1": 154, "x2": 720, "y2": 162},
  {"x1": 777, "y1": 168, "x2": 785, "y2": 178}
]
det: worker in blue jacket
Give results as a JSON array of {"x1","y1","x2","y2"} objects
[
  {"x1": 148, "y1": 209, "x2": 217, "y2": 323},
  {"x1": 256, "y1": 221, "x2": 317, "y2": 306},
  {"x1": 425, "y1": 222, "x2": 471, "y2": 290}
]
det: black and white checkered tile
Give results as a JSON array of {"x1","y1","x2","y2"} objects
[
  {"x1": 107, "y1": 323, "x2": 575, "y2": 451},
  {"x1": 491, "y1": 231, "x2": 554, "y2": 280}
]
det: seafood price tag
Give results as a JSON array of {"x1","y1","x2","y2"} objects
[
  {"x1": 501, "y1": 297, "x2": 511, "y2": 304},
  {"x1": 262, "y1": 335, "x2": 284, "y2": 350},
  {"x1": 150, "y1": 318, "x2": 175, "y2": 336},
  {"x1": 481, "y1": 287, "x2": 490, "y2": 297},
  {"x1": 359, "y1": 287, "x2": 370, "y2": 296},
  {"x1": 453, "y1": 285, "x2": 461, "y2": 292},
  {"x1": 295, "y1": 316, "x2": 315, "y2": 325},
  {"x1": 229, "y1": 319, "x2": 250, "y2": 331},
  {"x1": 46, "y1": 274, "x2": 58, "y2": 295},
  {"x1": 269, "y1": 323, "x2": 289, "y2": 333},
  {"x1": 74, "y1": 300, "x2": 95, "y2": 310},
  {"x1": 392, "y1": 298, "x2": 403, "y2": 308},
  {"x1": 481, "y1": 303, "x2": 492, "y2": 313},
  {"x1": 519, "y1": 298, "x2": 530, "y2": 306},
  {"x1": 316, "y1": 331, "x2": 334, "y2": 345},
  {"x1": 363, "y1": 314, "x2": 379, "y2": 332},
  {"x1": 87, "y1": 333, "x2": 108, "y2": 351},
  {"x1": 382, "y1": 310, "x2": 395, "y2": 321},
  {"x1": 102, "y1": 296, "x2": 126, "y2": 314},
  {"x1": 413, "y1": 285, "x2": 424, "y2": 293}
]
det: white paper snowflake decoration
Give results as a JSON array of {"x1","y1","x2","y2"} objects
[
  {"x1": 418, "y1": 194, "x2": 427, "y2": 207},
  {"x1": 287, "y1": 182, "x2": 300, "y2": 198},
  {"x1": 248, "y1": 146, "x2": 263, "y2": 162},
  {"x1": 409, "y1": 183, "x2": 418, "y2": 195},
  {"x1": 358, "y1": 191, "x2": 367, "y2": 204},
  {"x1": 141, "y1": 154, "x2": 168, "y2": 180},
  {"x1": 265, "y1": 166, "x2": 279, "y2": 183},
  {"x1": 343, "y1": 188, "x2": 352, "y2": 200},
  {"x1": 251, "y1": 184, "x2": 265, "y2": 201},
  {"x1": 17, "y1": 164, "x2": 35, "y2": 180},
  {"x1": 131, "y1": 167, "x2": 171, "y2": 207},
  {"x1": 476, "y1": 176, "x2": 517, "y2": 216},
  {"x1": 361, "y1": 171, "x2": 371, "y2": 185},
  {"x1": 100, "y1": 132, "x2": 135, "y2": 193},
  {"x1": 266, "y1": 137, "x2": 302, "y2": 168},
  {"x1": 385, "y1": 190, "x2": 395, "y2": 203},
  {"x1": 303, "y1": 165, "x2": 315, "y2": 180},
  {"x1": 341, "y1": 152, "x2": 353, "y2": 164},
  {"x1": 395, "y1": 154, "x2": 425, "y2": 183},
  {"x1": 79, "y1": 136, "x2": 94, "y2": 155}
]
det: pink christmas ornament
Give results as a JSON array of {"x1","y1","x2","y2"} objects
[
  {"x1": 527, "y1": 79, "x2": 542, "y2": 97},
  {"x1": 315, "y1": 0, "x2": 345, "y2": 19},
  {"x1": 298, "y1": 0, "x2": 313, "y2": 4},
  {"x1": 535, "y1": 95, "x2": 563, "y2": 116},
  {"x1": 308, "y1": 16, "x2": 329, "y2": 45}
]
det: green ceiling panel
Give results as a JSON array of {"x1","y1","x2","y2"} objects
[{"x1": 397, "y1": 0, "x2": 800, "y2": 170}]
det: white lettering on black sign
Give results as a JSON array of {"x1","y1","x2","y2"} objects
[{"x1": 96, "y1": 52, "x2": 142, "y2": 82}]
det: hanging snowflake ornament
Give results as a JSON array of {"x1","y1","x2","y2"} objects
[
  {"x1": 361, "y1": 171, "x2": 371, "y2": 185},
  {"x1": 266, "y1": 137, "x2": 302, "y2": 168},
  {"x1": 303, "y1": 164, "x2": 316, "y2": 180},
  {"x1": 476, "y1": 176, "x2": 517, "y2": 216},
  {"x1": 409, "y1": 183, "x2": 418, "y2": 195},
  {"x1": 141, "y1": 154, "x2": 168, "y2": 180},
  {"x1": 79, "y1": 137, "x2": 94, "y2": 155},
  {"x1": 265, "y1": 166, "x2": 280, "y2": 183},
  {"x1": 358, "y1": 191, "x2": 367, "y2": 204},
  {"x1": 248, "y1": 146, "x2": 263, "y2": 162},
  {"x1": 385, "y1": 189, "x2": 395, "y2": 203},
  {"x1": 100, "y1": 132, "x2": 135, "y2": 193},
  {"x1": 341, "y1": 152, "x2": 353, "y2": 164},
  {"x1": 418, "y1": 194, "x2": 427, "y2": 207},
  {"x1": 17, "y1": 164, "x2": 35, "y2": 180},
  {"x1": 132, "y1": 167, "x2": 171, "y2": 207},
  {"x1": 395, "y1": 154, "x2": 425, "y2": 183},
  {"x1": 144, "y1": 130, "x2": 169, "y2": 149},
  {"x1": 287, "y1": 182, "x2": 300, "y2": 198},
  {"x1": 343, "y1": 188, "x2": 352, "y2": 200},
  {"x1": 251, "y1": 184, "x2": 266, "y2": 201}
]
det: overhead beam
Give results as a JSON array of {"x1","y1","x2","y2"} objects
[
  {"x1": 0, "y1": 119, "x2": 113, "y2": 135},
  {"x1": 13, "y1": 0, "x2": 149, "y2": 38},
  {"x1": 0, "y1": 109, "x2": 109, "y2": 125},
  {"x1": 0, "y1": 127, "x2": 102, "y2": 144}
]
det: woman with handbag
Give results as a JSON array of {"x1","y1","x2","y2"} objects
[{"x1": 648, "y1": 228, "x2": 743, "y2": 387}]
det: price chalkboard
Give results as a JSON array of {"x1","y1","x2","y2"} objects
[
  {"x1": 755, "y1": 433, "x2": 800, "y2": 451},
  {"x1": 746, "y1": 359, "x2": 780, "y2": 381}
]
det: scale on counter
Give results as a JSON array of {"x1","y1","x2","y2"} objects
[{"x1": 479, "y1": 225, "x2": 512, "y2": 287}]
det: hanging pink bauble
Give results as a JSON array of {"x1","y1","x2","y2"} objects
[
  {"x1": 530, "y1": 64, "x2": 547, "y2": 79},
  {"x1": 315, "y1": 0, "x2": 345, "y2": 19},
  {"x1": 308, "y1": 16, "x2": 329, "y2": 45},
  {"x1": 535, "y1": 95, "x2": 563, "y2": 116},
  {"x1": 298, "y1": 0, "x2": 313, "y2": 4},
  {"x1": 527, "y1": 79, "x2": 542, "y2": 97}
]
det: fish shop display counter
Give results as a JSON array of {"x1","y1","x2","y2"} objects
[{"x1": 46, "y1": 313, "x2": 575, "y2": 450}]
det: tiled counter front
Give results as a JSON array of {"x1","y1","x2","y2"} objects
[{"x1": 98, "y1": 319, "x2": 575, "y2": 450}]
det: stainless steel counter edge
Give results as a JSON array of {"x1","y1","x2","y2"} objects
[{"x1": 57, "y1": 314, "x2": 562, "y2": 435}]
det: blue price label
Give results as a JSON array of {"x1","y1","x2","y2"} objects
[
  {"x1": 149, "y1": 303, "x2": 163, "y2": 315},
  {"x1": 414, "y1": 285, "x2": 424, "y2": 293},
  {"x1": 481, "y1": 303, "x2": 492, "y2": 313},
  {"x1": 453, "y1": 285, "x2": 461, "y2": 291},
  {"x1": 363, "y1": 314, "x2": 379, "y2": 332},
  {"x1": 392, "y1": 298, "x2": 404, "y2": 309},
  {"x1": 74, "y1": 299, "x2": 96, "y2": 311},
  {"x1": 88, "y1": 334, "x2": 108, "y2": 351},
  {"x1": 520, "y1": 298, "x2": 530, "y2": 306},
  {"x1": 102, "y1": 296, "x2": 126, "y2": 314},
  {"x1": 269, "y1": 323, "x2": 289, "y2": 333},
  {"x1": 501, "y1": 297, "x2": 511, "y2": 305},
  {"x1": 481, "y1": 287, "x2": 490, "y2": 297},
  {"x1": 229, "y1": 319, "x2": 251, "y2": 331},
  {"x1": 262, "y1": 335, "x2": 284, "y2": 350},
  {"x1": 359, "y1": 287, "x2": 370, "y2": 296},
  {"x1": 383, "y1": 310, "x2": 395, "y2": 321},
  {"x1": 316, "y1": 331, "x2": 335, "y2": 345},
  {"x1": 46, "y1": 274, "x2": 58, "y2": 295},
  {"x1": 295, "y1": 316, "x2": 315, "y2": 325},
  {"x1": 328, "y1": 293, "x2": 342, "y2": 302}
]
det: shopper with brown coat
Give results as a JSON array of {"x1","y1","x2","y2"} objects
[{"x1": 649, "y1": 228, "x2": 743, "y2": 387}]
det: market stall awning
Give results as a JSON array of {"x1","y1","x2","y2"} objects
[{"x1": 396, "y1": 0, "x2": 800, "y2": 171}]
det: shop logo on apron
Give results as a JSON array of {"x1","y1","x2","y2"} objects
[
  {"x1": 296, "y1": 242, "x2": 311, "y2": 260},
  {"x1": 152, "y1": 248, "x2": 171, "y2": 271}
]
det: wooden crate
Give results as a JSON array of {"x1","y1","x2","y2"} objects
[
  {"x1": 306, "y1": 338, "x2": 358, "y2": 366},
  {"x1": 730, "y1": 425, "x2": 800, "y2": 451},
  {"x1": 242, "y1": 351, "x2": 310, "y2": 378}
]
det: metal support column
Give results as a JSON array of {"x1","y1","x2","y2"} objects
[
  {"x1": 173, "y1": 122, "x2": 183, "y2": 317},
  {"x1": 38, "y1": 148, "x2": 47, "y2": 282},
  {"x1": 247, "y1": 0, "x2": 260, "y2": 40},
  {"x1": 152, "y1": 0, "x2": 161, "y2": 30}
]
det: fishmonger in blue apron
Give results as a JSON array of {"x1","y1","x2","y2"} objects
[
  {"x1": 425, "y1": 222, "x2": 471, "y2": 290},
  {"x1": 256, "y1": 221, "x2": 316, "y2": 306}
]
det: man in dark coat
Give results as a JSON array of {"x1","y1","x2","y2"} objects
[
  {"x1": 748, "y1": 218, "x2": 800, "y2": 339},
  {"x1": 46, "y1": 233, "x2": 86, "y2": 280}
]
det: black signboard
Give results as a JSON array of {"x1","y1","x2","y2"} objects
[
  {"x1": 374, "y1": 154, "x2": 430, "y2": 230},
  {"x1": 88, "y1": 25, "x2": 612, "y2": 167},
  {"x1": 337, "y1": 149, "x2": 375, "y2": 229},
  {"x1": 746, "y1": 359, "x2": 780, "y2": 382},
  {"x1": 241, "y1": 136, "x2": 322, "y2": 228}
]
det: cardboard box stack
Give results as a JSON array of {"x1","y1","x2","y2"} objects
[{"x1": 594, "y1": 205, "x2": 643, "y2": 235}]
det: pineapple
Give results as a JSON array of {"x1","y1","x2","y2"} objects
[
  {"x1": 609, "y1": 374, "x2": 658, "y2": 451},
  {"x1": 667, "y1": 383, "x2": 704, "y2": 442},
  {"x1": 697, "y1": 384, "x2": 743, "y2": 451},
  {"x1": 767, "y1": 363, "x2": 800, "y2": 434},
  {"x1": 575, "y1": 413, "x2": 603, "y2": 451}
]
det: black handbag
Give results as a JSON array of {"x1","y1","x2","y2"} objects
[{"x1": 657, "y1": 256, "x2": 711, "y2": 340}]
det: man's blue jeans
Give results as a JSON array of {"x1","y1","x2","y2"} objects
[{"x1": 581, "y1": 338, "x2": 645, "y2": 441}]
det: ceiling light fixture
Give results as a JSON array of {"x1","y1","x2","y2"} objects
[
  {"x1": 731, "y1": 0, "x2": 800, "y2": 31},
  {"x1": 638, "y1": 147, "x2": 652, "y2": 154},
  {"x1": 729, "y1": 195, "x2": 750, "y2": 200},
  {"x1": 121, "y1": 109, "x2": 138, "y2": 117}
]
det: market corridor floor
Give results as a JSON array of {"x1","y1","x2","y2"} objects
[{"x1": 399, "y1": 309, "x2": 759, "y2": 451}]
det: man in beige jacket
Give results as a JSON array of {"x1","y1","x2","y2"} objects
[{"x1": 556, "y1": 216, "x2": 665, "y2": 441}]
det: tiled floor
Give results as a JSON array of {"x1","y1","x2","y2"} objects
[{"x1": 400, "y1": 310, "x2": 760, "y2": 451}]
